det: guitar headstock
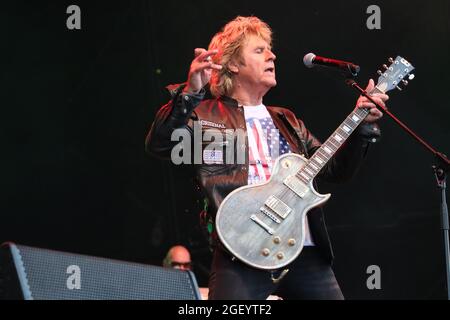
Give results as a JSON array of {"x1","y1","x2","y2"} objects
[{"x1": 376, "y1": 56, "x2": 415, "y2": 94}]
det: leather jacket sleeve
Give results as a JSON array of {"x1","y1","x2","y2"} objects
[
  {"x1": 307, "y1": 120, "x2": 381, "y2": 184},
  {"x1": 145, "y1": 84, "x2": 204, "y2": 159},
  {"x1": 279, "y1": 107, "x2": 381, "y2": 184}
]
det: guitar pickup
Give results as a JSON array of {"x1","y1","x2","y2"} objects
[
  {"x1": 284, "y1": 175, "x2": 309, "y2": 198},
  {"x1": 264, "y1": 196, "x2": 292, "y2": 220}
]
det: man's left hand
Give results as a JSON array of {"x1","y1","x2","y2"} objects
[{"x1": 356, "y1": 79, "x2": 389, "y2": 123}]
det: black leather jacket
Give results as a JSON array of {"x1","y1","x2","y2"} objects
[{"x1": 146, "y1": 84, "x2": 380, "y2": 262}]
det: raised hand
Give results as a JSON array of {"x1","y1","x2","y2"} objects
[{"x1": 183, "y1": 48, "x2": 222, "y2": 94}]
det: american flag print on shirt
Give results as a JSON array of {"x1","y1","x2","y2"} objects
[{"x1": 244, "y1": 105, "x2": 291, "y2": 185}]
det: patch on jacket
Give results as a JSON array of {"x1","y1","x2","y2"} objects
[
  {"x1": 200, "y1": 120, "x2": 226, "y2": 130},
  {"x1": 203, "y1": 149, "x2": 224, "y2": 165}
]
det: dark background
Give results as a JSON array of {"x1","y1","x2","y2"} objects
[{"x1": 2, "y1": 0, "x2": 449, "y2": 299}]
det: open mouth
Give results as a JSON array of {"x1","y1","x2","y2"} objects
[{"x1": 265, "y1": 67, "x2": 275, "y2": 73}]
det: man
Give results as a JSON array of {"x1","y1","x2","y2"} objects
[
  {"x1": 163, "y1": 245, "x2": 212, "y2": 300},
  {"x1": 146, "y1": 16, "x2": 388, "y2": 299},
  {"x1": 162, "y1": 245, "x2": 192, "y2": 271}
]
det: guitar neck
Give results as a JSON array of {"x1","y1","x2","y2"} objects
[{"x1": 295, "y1": 87, "x2": 382, "y2": 184}]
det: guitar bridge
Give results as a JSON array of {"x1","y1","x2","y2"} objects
[
  {"x1": 260, "y1": 207, "x2": 282, "y2": 224},
  {"x1": 264, "y1": 196, "x2": 292, "y2": 220}
]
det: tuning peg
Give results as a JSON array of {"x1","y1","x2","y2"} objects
[
  {"x1": 382, "y1": 64, "x2": 389, "y2": 70},
  {"x1": 402, "y1": 80, "x2": 409, "y2": 86},
  {"x1": 377, "y1": 70, "x2": 383, "y2": 76},
  {"x1": 408, "y1": 74, "x2": 415, "y2": 81},
  {"x1": 388, "y1": 57, "x2": 394, "y2": 63},
  {"x1": 396, "y1": 86, "x2": 403, "y2": 91}
]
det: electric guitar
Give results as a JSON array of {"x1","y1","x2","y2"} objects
[{"x1": 215, "y1": 56, "x2": 415, "y2": 270}]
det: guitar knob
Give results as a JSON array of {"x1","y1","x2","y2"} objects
[
  {"x1": 288, "y1": 239, "x2": 297, "y2": 247},
  {"x1": 262, "y1": 248, "x2": 271, "y2": 257},
  {"x1": 277, "y1": 253, "x2": 285, "y2": 260},
  {"x1": 273, "y1": 237, "x2": 281, "y2": 245}
]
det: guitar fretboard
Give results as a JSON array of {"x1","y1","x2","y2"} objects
[{"x1": 295, "y1": 87, "x2": 382, "y2": 184}]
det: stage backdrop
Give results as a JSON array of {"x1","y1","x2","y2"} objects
[{"x1": 2, "y1": 0, "x2": 449, "y2": 298}]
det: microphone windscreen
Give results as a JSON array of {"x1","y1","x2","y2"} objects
[{"x1": 303, "y1": 53, "x2": 316, "y2": 68}]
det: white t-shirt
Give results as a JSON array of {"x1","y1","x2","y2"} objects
[{"x1": 243, "y1": 104, "x2": 315, "y2": 246}]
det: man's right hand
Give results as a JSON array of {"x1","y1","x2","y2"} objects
[{"x1": 183, "y1": 48, "x2": 222, "y2": 94}]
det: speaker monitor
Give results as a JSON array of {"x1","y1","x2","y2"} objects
[{"x1": 0, "y1": 243, "x2": 201, "y2": 300}]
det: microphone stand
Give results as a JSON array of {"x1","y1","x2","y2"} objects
[{"x1": 346, "y1": 79, "x2": 450, "y2": 300}]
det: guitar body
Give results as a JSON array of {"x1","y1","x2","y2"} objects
[{"x1": 215, "y1": 153, "x2": 331, "y2": 270}]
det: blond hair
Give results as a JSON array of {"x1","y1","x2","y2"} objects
[{"x1": 208, "y1": 16, "x2": 273, "y2": 97}]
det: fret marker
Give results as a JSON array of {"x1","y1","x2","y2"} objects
[
  {"x1": 352, "y1": 115, "x2": 360, "y2": 122},
  {"x1": 334, "y1": 134, "x2": 343, "y2": 142},
  {"x1": 304, "y1": 168, "x2": 314, "y2": 176},
  {"x1": 300, "y1": 172, "x2": 310, "y2": 180},
  {"x1": 309, "y1": 163, "x2": 318, "y2": 171},
  {"x1": 323, "y1": 146, "x2": 332, "y2": 154},
  {"x1": 315, "y1": 157, "x2": 324, "y2": 164},
  {"x1": 343, "y1": 125, "x2": 351, "y2": 133}
]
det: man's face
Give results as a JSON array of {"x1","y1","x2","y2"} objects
[
  {"x1": 171, "y1": 248, "x2": 192, "y2": 271},
  {"x1": 234, "y1": 35, "x2": 277, "y2": 92}
]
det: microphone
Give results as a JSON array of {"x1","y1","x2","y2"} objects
[{"x1": 303, "y1": 53, "x2": 360, "y2": 76}]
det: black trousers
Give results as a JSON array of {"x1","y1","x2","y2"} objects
[{"x1": 208, "y1": 246, "x2": 344, "y2": 300}]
